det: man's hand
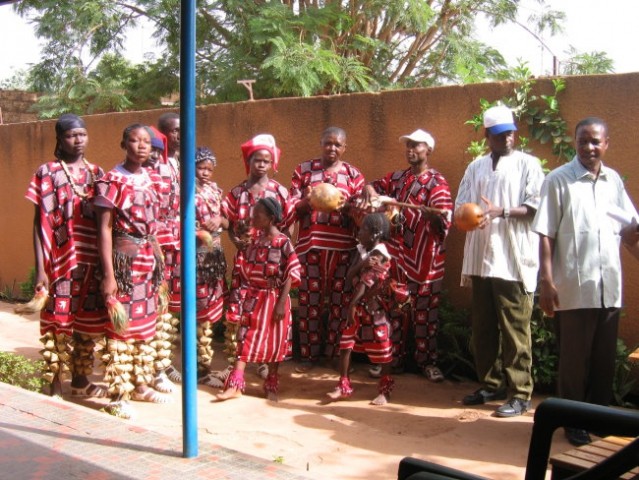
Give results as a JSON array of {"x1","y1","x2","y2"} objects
[{"x1": 539, "y1": 279, "x2": 560, "y2": 317}]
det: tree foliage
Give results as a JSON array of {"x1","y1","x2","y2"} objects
[{"x1": 13, "y1": 0, "x2": 572, "y2": 116}]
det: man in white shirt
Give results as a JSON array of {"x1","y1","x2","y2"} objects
[
  {"x1": 533, "y1": 117, "x2": 639, "y2": 446},
  {"x1": 455, "y1": 105, "x2": 544, "y2": 417}
]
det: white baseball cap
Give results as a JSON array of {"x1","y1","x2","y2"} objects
[
  {"x1": 399, "y1": 129, "x2": 435, "y2": 150},
  {"x1": 483, "y1": 105, "x2": 517, "y2": 135}
]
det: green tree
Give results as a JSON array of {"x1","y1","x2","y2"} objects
[
  {"x1": 14, "y1": 0, "x2": 567, "y2": 115},
  {"x1": 560, "y1": 46, "x2": 615, "y2": 76}
]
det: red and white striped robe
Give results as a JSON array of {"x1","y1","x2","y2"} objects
[{"x1": 236, "y1": 233, "x2": 301, "y2": 363}]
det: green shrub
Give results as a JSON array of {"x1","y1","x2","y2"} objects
[{"x1": 0, "y1": 351, "x2": 45, "y2": 392}]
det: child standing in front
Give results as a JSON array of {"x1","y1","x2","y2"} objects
[
  {"x1": 215, "y1": 197, "x2": 300, "y2": 402},
  {"x1": 192, "y1": 147, "x2": 229, "y2": 386},
  {"x1": 94, "y1": 124, "x2": 171, "y2": 418},
  {"x1": 327, "y1": 212, "x2": 400, "y2": 406}
]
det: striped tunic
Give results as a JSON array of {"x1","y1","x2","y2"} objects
[
  {"x1": 223, "y1": 178, "x2": 293, "y2": 322},
  {"x1": 455, "y1": 151, "x2": 545, "y2": 292},
  {"x1": 290, "y1": 159, "x2": 365, "y2": 254},
  {"x1": 236, "y1": 233, "x2": 301, "y2": 363},
  {"x1": 371, "y1": 167, "x2": 452, "y2": 283}
]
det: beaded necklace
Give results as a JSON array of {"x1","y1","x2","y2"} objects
[{"x1": 59, "y1": 158, "x2": 94, "y2": 199}]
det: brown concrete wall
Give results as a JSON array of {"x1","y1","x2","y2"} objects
[
  {"x1": 2, "y1": 73, "x2": 639, "y2": 346},
  {"x1": 0, "y1": 89, "x2": 39, "y2": 124}
]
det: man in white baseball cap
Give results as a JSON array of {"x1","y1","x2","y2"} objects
[
  {"x1": 362, "y1": 128, "x2": 452, "y2": 384},
  {"x1": 455, "y1": 104, "x2": 544, "y2": 417}
]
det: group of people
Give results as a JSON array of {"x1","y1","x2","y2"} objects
[{"x1": 24, "y1": 105, "x2": 639, "y2": 438}]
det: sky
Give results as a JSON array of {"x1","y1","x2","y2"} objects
[{"x1": 1, "y1": 1, "x2": 638, "y2": 82}]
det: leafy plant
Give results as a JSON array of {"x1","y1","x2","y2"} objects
[
  {"x1": 529, "y1": 303, "x2": 558, "y2": 392},
  {"x1": 19, "y1": 267, "x2": 37, "y2": 301},
  {"x1": 465, "y1": 61, "x2": 574, "y2": 168},
  {"x1": 613, "y1": 339, "x2": 637, "y2": 408},
  {"x1": 0, "y1": 351, "x2": 45, "y2": 392},
  {"x1": 437, "y1": 293, "x2": 475, "y2": 380}
]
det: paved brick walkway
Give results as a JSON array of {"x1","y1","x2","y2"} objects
[{"x1": 0, "y1": 383, "x2": 309, "y2": 480}]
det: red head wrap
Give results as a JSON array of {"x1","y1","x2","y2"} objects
[{"x1": 240, "y1": 134, "x2": 280, "y2": 175}]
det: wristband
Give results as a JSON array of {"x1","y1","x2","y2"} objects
[{"x1": 503, "y1": 207, "x2": 510, "y2": 219}]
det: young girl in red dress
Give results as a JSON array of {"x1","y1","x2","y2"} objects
[
  {"x1": 95, "y1": 124, "x2": 171, "y2": 418},
  {"x1": 216, "y1": 197, "x2": 301, "y2": 402},
  {"x1": 327, "y1": 212, "x2": 402, "y2": 406},
  {"x1": 192, "y1": 147, "x2": 229, "y2": 386}
]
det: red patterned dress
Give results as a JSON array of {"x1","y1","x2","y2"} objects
[
  {"x1": 370, "y1": 167, "x2": 452, "y2": 368},
  {"x1": 26, "y1": 160, "x2": 106, "y2": 336},
  {"x1": 194, "y1": 182, "x2": 227, "y2": 323},
  {"x1": 155, "y1": 157, "x2": 181, "y2": 312},
  {"x1": 95, "y1": 165, "x2": 164, "y2": 341},
  {"x1": 236, "y1": 233, "x2": 301, "y2": 363},
  {"x1": 289, "y1": 159, "x2": 365, "y2": 360},
  {"x1": 340, "y1": 244, "x2": 395, "y2": 364},
  {"x1": 223, "y1": 179, "x2": 293, "y2": 323}
]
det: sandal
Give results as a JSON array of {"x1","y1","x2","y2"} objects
[
  {"x1": 423, "y1": 365, "x2": 444, "y2": 383},
  {"x1": 131, "y1": 386, "x2": 174, "y2": 404},
  {"x1": 257, "y1": 364, "x2": 269, "y2": 380},
  {"x1": 294, "y1": 362, "x2": 315, "y2": 374},
  {"x1": 198, "y1": 372, "x2": 225, "y2": 389},
  {"x1": 153, "y1": 371, "x2": 176, "y2": 393},
  {"x1": 103, "y1": 400, "x2": 135, "y2": 420},
  {"x1": 71, "y1": 383, "x2": 108, "y2": 398},
  {"x1": 165, "y1": 365, "x2": 182, "y2": 383},
  {"x1": 368, "y1": 364, "x2": 382, "y2": 379}
]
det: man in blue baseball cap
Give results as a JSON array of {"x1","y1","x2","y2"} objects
[{"x1": 455, "y1": 104, "x2": 545, "y2": 417}]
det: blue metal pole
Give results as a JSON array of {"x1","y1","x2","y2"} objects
[{"x1": 180, "y1": 0, "x2": 198, "y2": 458}]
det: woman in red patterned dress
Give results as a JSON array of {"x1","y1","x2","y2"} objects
[
  {"x1": 192, "y1": 147, "x2": 229, "y2": 386},
  {"x1": 95, "y1": 124, "x2": 171, "y2": 418},
  {"x1": 215, "y1": 197, "x2": 301, "y2": 402},
  {"x1": 26, "y1": 114, "x2": 107, "y2": 398}
]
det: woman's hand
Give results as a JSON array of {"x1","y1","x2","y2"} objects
[
  {"x1": 273, "y1": 297, "x2": 286, "y2": 321},
  {"x1": 101, "y1": 275, "x2": 118, "y2": 301}
]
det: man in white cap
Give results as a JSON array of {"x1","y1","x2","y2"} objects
[
  {"x1": 363, "y1": 128, "x2": 453, "y2": 382},
  {"x1": 455, "y1": 105, "x2": 544, "y2": 417}
]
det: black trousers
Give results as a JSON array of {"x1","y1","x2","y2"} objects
[{"x1": 557, "y1": 308, "x2": 620, "y2": 406}]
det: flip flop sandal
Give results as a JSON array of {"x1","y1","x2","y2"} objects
[{"x1": 71, "y1": 383, "x2": 108, "y2": 398}]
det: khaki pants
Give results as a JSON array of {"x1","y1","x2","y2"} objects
[{"x1": 470, "y1": 276, "x2": 534, "y2": 400}]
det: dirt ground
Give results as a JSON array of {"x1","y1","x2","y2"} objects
[{"x1": 0, "y1": 302, "x2": 573, "y2": 480}]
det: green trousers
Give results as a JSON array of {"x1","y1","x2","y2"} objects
[{"x1": 470, "y1": 276, "x2": 534, "y2": 400}]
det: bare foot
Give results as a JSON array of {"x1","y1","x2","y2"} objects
[
  {"x1": 326, "y1": 387, "x2": 348, "y2": 401},
  {"x1": 215, "y1": 387, "x2": 242, "y2": 402},
  {"x1": 371, "y1": 393, "x2": 390, "y2": 406}
]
